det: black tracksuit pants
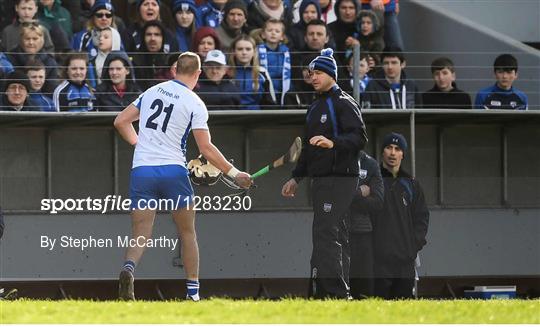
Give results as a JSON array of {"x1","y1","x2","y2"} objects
[
  {"x1": 308, "y1": 176, "x2": 358, "y2": 299},
  {"x1": 350, "y1": 232, "x2": 374, "y2": 299},
  {"x1": 374, "y1": 260, "x2": 415, "y2": 299}
]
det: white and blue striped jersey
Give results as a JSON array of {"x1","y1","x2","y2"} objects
[{"x1": 131, "y1": 80, "x2": 209, "y2": 168}]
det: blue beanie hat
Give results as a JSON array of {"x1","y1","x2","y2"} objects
[
  {"x1": 173, "y1": 0, "x2": 197, "y2": 14},
  {"x1": 137, "y1": 0, "x2": 161, "y2": 9},
  {"x1": 92, "y1": 0, "x2": 114, "y2": 14},
  {"x1": 382, "y1": 132, "x2": 408, "y2": 153},
  {"x1": 309, "y1": 48, "x2": 338, "y2": 81}
]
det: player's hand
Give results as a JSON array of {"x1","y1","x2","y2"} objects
[
  {"x1": 310, "y1": 135, "x2": 334, "y2": 149},
  {"x1": 359, "y1": 185, "x2": 371, "y2": 197},
  {"x1": 370, "y1": 0, "x2": 384, "y2": 11},
  {"x1": 235, "y1": 172, "x2": 253, "y2": 189},
  {"x1": 282, "y1": 178, "x2": 298, "y2": 197}
]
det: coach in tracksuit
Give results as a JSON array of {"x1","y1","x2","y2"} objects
[
  {"x1": 282, "y1": 48, "x2": 368, "y2": 299},
  {"x1": 373, "y1": 133, "x2": 429, "y2": 299},
  {"x1": 349, "y1": 150, "x2": 384, "y2": 299}
]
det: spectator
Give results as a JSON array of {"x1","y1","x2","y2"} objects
[
  {"x1": 95, "y1": 51, "x2": 141, "y2": 111},
  {"x1": 361, "y1": 0, "x2": 403, "y2": 50},
  {"x1": 287, "y1": 0, "x2": 320, "y2": 51},
  {"x1": 37, "y1": 0, "x2": 72, "y2": 40},
  {"x1": 53, "y1": 52, "x2": 95, "y2": 112},
  {"x1": 194, "y1": 49, "x2": 241, "y2": 110},
  {"x1": 289, "y1": 54, "x2": 316, "y2": 108},
  {"x1": 25, "y1": 58, "x2": 54, "y2": 111},
  {"x1": 171, "y1": 0, "x2": 199, "y2": 52},
  {"x1": 362, "y1": 46, "x2": 421, "y2": 109},
  {"x1": 474, "y1": 54, "x2": 528, "y2": 110},
  {"x1": 319, "y1": 0, "x2": 336, "y2": 24},
  {"x1": 7, "y1": 22, "x2": 59, "y2": 94},
  {"x1": 191, "y1": 27, "x2": 221, "y2": 61},
  {"x1": 0, "y1": 70, "x2": 39, "y2": 111},
  {"x1": 257, "y1": 19, "x2": 291, "y2": 107},
  {"x1": 357, "y1": 10, "x2": 384, "y2": 61},
  {"x1": 122, "y1": 0, "x2": 178, "y2": 54},
  {"x1": 72, "y1": 0, "x2": 124, "y2": 56},
  {"x1": 1, "y1": 0, "x2": 55, "y2": 53},
  {"x1": 228, "y1": 35, "x2": 274, "y2": 110},
  {"x1": 341, "y1": 52, "x2": 371, "y2": 94},
  {"x1": 422, "y1": 57, "x2": 471, "y2": 109},
  {"x1": 328, "y1": 0, "x2": 360, "y2": 64},
  {"x1": 216, "y1": 0, "x2": 249, "y2": 51},
  {"x1": 373, "y1": 132, "x2": 429, "y2": 299},
  {"x1": 247, "y1": 0, "x2": 293, "y2": 31},
  {"x1": 198, "y1": 0, "x2": 226, "y2": 28},
  {"x1": 349, "y1": 150, "x2": 384, "y2": 299},
  {"x1": 132, "y1": 20, "x2": 172, "y2": 89},
  {"x1": 88, "y1": 26, "x2": 122, "y2": 87}
]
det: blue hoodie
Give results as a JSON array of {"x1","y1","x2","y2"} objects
[
  {"x1": 173, "y1": 0, "x2": 201, "y2": 51},
  {"x1": 198, "y1": 0, "x2": 223, "y2": 28},
  {"x1": 234, "y1": 65, "x2": 267, "y2": 110}
]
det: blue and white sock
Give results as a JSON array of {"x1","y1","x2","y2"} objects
[
  {"x1": 186, "y1": 279, "x2": 200, "y2": 300},
  {"x1": 123, "y1": 260, "x2": 135, "y2": 274}
]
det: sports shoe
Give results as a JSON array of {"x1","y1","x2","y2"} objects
[
  {"x1": 186, "y1": 293, "x2": 200, "y2": 302},
  {"x1": 118, "y1": 270, "x2": 135, "y2": 301}
]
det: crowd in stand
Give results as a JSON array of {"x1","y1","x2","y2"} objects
[{"x1": 0, "y1": 0, "x2": 530, "y2": 112}]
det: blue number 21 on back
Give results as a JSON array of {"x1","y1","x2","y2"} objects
[{"x1": 146, "y1": 99, "x2": 174, "y2": 133}]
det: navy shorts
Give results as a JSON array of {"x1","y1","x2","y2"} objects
[{"x1": 129, "y1": 165, "x2": 194, "y2": 210}]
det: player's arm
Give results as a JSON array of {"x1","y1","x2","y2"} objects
[
  {"x1": 192, "y1": 129, "x2": 252, "y2": 188},
  {"x1": 114, "y1": 104, "x2": 140, "y2": 146}
]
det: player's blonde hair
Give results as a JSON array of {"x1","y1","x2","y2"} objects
[{"x1": 176, "y1": 51, "x2": 201, "y2": 76}]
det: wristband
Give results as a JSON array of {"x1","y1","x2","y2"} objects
[{"x1": 227, "y1": 167, "x2": 240, "y2": 178}]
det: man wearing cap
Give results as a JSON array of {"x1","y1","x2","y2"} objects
[
  {"x1": 195, "y1": 49, "x2": 241, "y2": 110},
  {"x1": 373, "y1": 132, "x2": 429, "y2": 299},
  {"x1": 0, "y1": 70, "x2": 39, "y2": 111},
  {"x1": 282, "y1": 48, "x2": 367, "y2": 299}
]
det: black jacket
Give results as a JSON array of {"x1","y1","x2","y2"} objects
[
  {"x1": 95, "y1": 51, "x2": 142, "y2": 112},
  {"x1": 350, "y1": 151, "x2": 384, "y2": 233},
  {"x1": 373, "y1": 165, "x2": 429, "y2": 264},
  {"x1": 292, "y1": 84, "x2": 367, "y2": 179},
  {"x1": 327, "y1": 0, "x2": 360, "y2": 63},
  {"x1": 422, "y1": 82, "x2": 472, "y2": 109},
  {"x1": 361, "y1": 68, "x2": 422, "y2": 109},
  {"x1": 195, "y1": 77, "x2": 241, "y2": 110}
]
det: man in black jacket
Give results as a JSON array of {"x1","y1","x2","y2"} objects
[
  {"x1": 373, "y1": 132, "x2": 429, "y2": 299},
  {"x1": 349, "y1": 150, "x2": 384, "y2": 299},
  {"x1": 282, "y1": 48, "x2": 368, "y2": 299}
]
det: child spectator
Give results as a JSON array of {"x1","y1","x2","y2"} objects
[
  {"x1": 228, "y1": 35, "x2": 275, "y2": 110},
  {"x1": 172, "y1": 0, "x2": 199, "y2": 52},
  {"x1": 341, "y1": 52, "x2": 371, "y2": 94},
  {"x1": 37, "y1": 0, "x2": 72, "y2": 41},
  {"x1": 357, "y1": 10, "x2": 384, "y2": 60},
  {"x1": 287, "y1": 0, "x2": 320, "y2": 51},
  {"x1": 88, "y1": 26, "x2": 122, "y2": 87},
  {"x1": 0, "y1": 70, "x2": 39, "y2": 111},
  {"x1": 247, "y1": 0, "x2": 293, "y2": 31},
  {"x1": 95, "y1": 51, "x2": 141, "y2": 111},
  {"x1": 422, "y1": 57, "x2": 472, "y2": 109},
  {"x1": 257, "y1": 19, "x2": 291, "y2": 107},
  {"x1": 1, "y1": 0, "x2": 55, "y2": 53},
  {"x1": 53, "y1": 52, "x2": 95, "y2": 112},
  {"x1": 328, "y1": 0, "x2": 360, "y2": 63},
  {"x1": 475, "y1": 54, "x2": 528, "y2": 110},
  {"x1": 191, "y1": 27, "x2": 221, "y2": 61},
  {"x1": 216, "y1": 0, "x2": 249, "y2": 51},
  {"x1": 289, "y1": 54, "x2": 317, "y2": 108},
  {"x1": 122, "y1": 0, "x2": 178, "y2": 54},
  {"x1": 361, "y1": 0, "x2": 403, "y2": 50},
  {"x1": 362, "y1": 46, "x2": 421, "y2": 109},
  {"x1": 195, "y1": 49, "x2": 241, "y2": 110},
  {"x1": 132, "y1": 20, "x2": 172, "y2": 89},
  {"x1": 199, "y1": 0, "x2": 227, "y2": 28},
  {"x1": 25, "y1": 59, "x2": 54, "y2": 111},
  {"x1": 72, "y1": 0, "x2": 124, "y2": 55},
  {"x1": 7, "y1": 22, "x2": 59, "y2": 94},
  {"x1": 318, "y1": 0, "x2": 336, "y2": 24}
]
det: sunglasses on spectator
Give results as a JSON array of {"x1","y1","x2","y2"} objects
[{"x1": 95, "y1": 13, "x2": 113, "y2": 18}]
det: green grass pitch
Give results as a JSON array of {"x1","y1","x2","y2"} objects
[{"x1": 1, "y1": 298, "x2": 539, "y2": 323}]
